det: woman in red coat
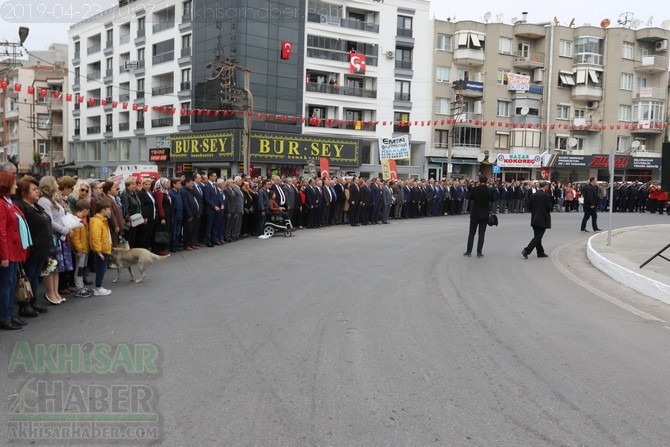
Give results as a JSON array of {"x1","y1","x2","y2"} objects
[{"x1": 0, "y1": 172, "x2": 30, "y2": 330}]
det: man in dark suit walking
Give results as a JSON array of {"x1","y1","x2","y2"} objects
[
  {"x1": 464, "y1": 176, "x2": 494, "y2": 258},
  {"x1": 522, "y1": 181, "x2": 553, "y2": 259},
  {"x1": 580, "y1": 177, "x2": 602, "y2": 233}
]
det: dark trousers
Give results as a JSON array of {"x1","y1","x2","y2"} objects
[
  {"x1": 349, "y1": 203, "x2": 359, "y2": 225},
  {"x1": 524, "y1": 225, "x2": 547, "y2": 255},
  {"x1": 172, "y1": 219, "x2": 183, "y2": 251},
  {"x1": 466, "y1": 217, "x2": 488, "y2": 255},
  {"x1": 23, "y1": 259, "x2": 43, "y2": 308},
  {"x1": 581, "y1": 206, "x2": 598, "y2": 230},
  {"x1": 94, "y1": 254, "x2": 108, "y2": 288}
]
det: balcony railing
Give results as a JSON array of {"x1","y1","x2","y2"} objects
[
  {"x1": 395, "y1": 60, "x2": 412, "y2": 70},
  {"x1": 87, "y1": 44, "x2": 101, "y2": 55},
  {"x1": 74, "y1": 128, "x2": 80, "y2": 135},
  {"x1": 394, "y1": 92, "x2": 411, "y2": 101},
  {"x1": 306, "y1": 48, "x2": 378, "y2": 67},
  {"x1": 181, "y1": 47, "x2": 191, "y2": 58},
  {"x1": 152, "y1": 85, "x2": 174, "y2": 96},
  {"x1": 120, "y1": 34, "x2": 130, "y2": 45},
  {"x1": 341, "y1": 18, "x2": 379, "y2": 33},
  {"x1": 152, "y1": 52, "x2": 174, "y2": 65},
  {"x1": 86, "y1": 126, "x2": 101, "y2": 134},
  {"x1": 396, "y1": 27, "x2": 412, "y2": 38},
  {"x1": 136, "y1": 91, "x2": 145, "y2": 99},
  {"x1": 305, "y1": 83, "x2": 376, "y2": 98},
  {"x1": 137, "y1": 28, "x2": 145, "y2": 38},
  {"x1": 180, "y1": 81, "x2": 191, "y2": 91},
  {"x1": 105, "y1": 124, "x2": 113, "y2": 132},
  {"x1": 152, "y1": 118, "x2": 173, "y2": 128},
  {"x1": 119, "y1": 122, "x2": 130, "y2": 131},
  {"x1": 182, "y1": 13, "x2": 191, "y2": 22},
  {"x1": 153, "y1": 21, "x2": 175, "y2": 33},
  {"x1": 119, "y1": 94, "x2": 130, "y2": 102},
  {"x1": 136, "y1": 120, "x2": 145, "y2": 129},
  {"x1": 87, "y1": 70, "x2": 101, "y2": 80}
]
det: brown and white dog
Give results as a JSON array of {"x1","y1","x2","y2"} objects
[{"x1": 110, "y1": 243, "x2": 169, "y2": 283}]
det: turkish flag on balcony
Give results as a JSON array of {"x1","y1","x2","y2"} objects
[
  {"x1": 349, "y1": 52, "x2": 366, "y2": 74},
  {"x1": 281, "y1": 41, "x2": 292, "y2": 60}
]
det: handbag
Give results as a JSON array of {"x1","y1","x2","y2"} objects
[
  {"x1": 153, "y1": 229, "x2": 170, "y2": 245},
  {"x1": 487, "y1": 212, "x2": 499, "y2": 227},
  {"x1": 129, "y1": 213, "x2": 144, "y2": 227},
  {"x1": 15, "y1": 264, "x2": 33, "y2": 303}
]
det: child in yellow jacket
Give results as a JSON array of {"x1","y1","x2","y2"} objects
[
  {"x1": 89, "y1": 198, "x2": 113, "y2": 296},
  {"x1": 70, "y1": 199, "x2": 93, "y2": 297}
]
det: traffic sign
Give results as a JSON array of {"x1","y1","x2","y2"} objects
[{"x1": 492, "y1": 166, "x2": 501, "y2": 174}]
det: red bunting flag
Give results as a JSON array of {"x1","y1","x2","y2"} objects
[
  {"x1": 27, "y1": 85, "x2": 34, "y2": 94},
  {"x1": 39, "y1": 88, "x2": 48, "y2": 98},
  {"x1": 14, "y1": 83, "x2": 22, "y2": 92},
  {"x1": 53, "y1": 91, "x2": 62, "y2": 99},
  {"x1": 132, "y1": 104, "x2": 138, "y2": 111},
  {"x1": 122, "y1": 102, "x2": 128, "y2": 109},
  {"x1": 77, "y1": 96, "x2": 84, "y2": 103},
  {"x1": 142, "y1": 105, "x2": 148, "y2": 112},
  {"x1": 88, "y1": 98, "x2": 96, "y2": 106},
  {"x1": 112, "y1": 101, "x2": 118, "y2": 108},
  {"x1": 65, "y1": 93, "x2": 72, "y2": 101},
  {"x1": 0, "y1": 80, "x2": 7, "y2": 89}
]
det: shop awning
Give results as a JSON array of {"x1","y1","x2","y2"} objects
[{"x1": 429, "y1": 157, "x2": 481, "y2": 165}]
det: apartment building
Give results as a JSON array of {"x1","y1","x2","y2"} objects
[
  {"x1": 68, "y1": 0, "x2": 432, "y2": 179},
  {"x1": 430, "y1": 14, "x2": 669, "y2": 183},
  {"x1": 0, "y1": 45, "x2": 67, "y2": 175}
]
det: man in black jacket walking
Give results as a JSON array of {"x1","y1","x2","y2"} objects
[
  {"x1": 580, "y1": 177, "x2": 602, "y2": 232},
  {"x1": 522, "y1": 181, "x2": 553, "y2": 259}
]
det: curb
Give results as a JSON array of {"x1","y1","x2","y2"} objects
[{"x1": 586, "y1": 225, "x2": 670, "y2": 306}]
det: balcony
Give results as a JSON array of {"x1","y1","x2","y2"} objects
[
  {"x1": 87, "y1": 70, "x2": 101, "y2": 80},
  {"x1": 306, "y1": 48, "x2": 378, "y2": 67},
  {"x1": 152, "y1": 118, "x2": 173, "y2": 128},
  {"x1": 571, "y1": 85, "x2": 603, "y2": 102},
  {"x1": 634, "y1": 55, "x2": 669, "y2": 74},
  {"x1": 397, "y1": 28, "x2": 412, "y2": 38},
  {"x1": 512, "y1": 52, "x2": 545, "y2": 69},
  {"x1": 307, "y1": 13, "x2": 379, "y2": 33},
  {"x1": 513, "y1": 23, "x2": 546, "y2": 39},
  {"x1": 452, "y1": 112, "x2": 483, "y2": 126},
  {"x1": 180, "y1": 81, "x2": 191, "y2": 91},
  {"x1": 394, "y1": 92, "x2": 411, "y2": 102},
  {"x1": 305, "y1": 83, "x2": 377, "y2": 98},
  {"x1": 86, "y1": 126, "x2": 101, "y2": 134},
  {"x1": 136, "y1": 120, "x2": 145, "y2": 129},
  {"x1": 119, "y1": 122, "x2": 130, "y2": 131},
  {"x1": 453, "y1": 48, "x2": 485, "y2": 66},
  {"x1": 344, "y1": 121, "x2": 376, "y2": 131},
  {"x1": 51, "y1": 124, "x2": 64, "y2": 137},
  {"x1": 153, "y1": 21, "x2": 175, "y2": 33},
  {"x1": 635, "y1": 86, "x2": 665, "y2": 100},
  {"x1": 571, "y1": 118, "x2": 600, "y2": 131},
  {"x1": 136, "y1": 91, "x2": 145, "y2": 99},
  {"x1": 152, "y1": 85, "x2": 174, "y2": 96},
  {"x1": 119, "y1": 34, "x2": 130, "y2": 45},
  {"x1": 87, "y1": 44, "x2": 101, "y2": 55},
  {"x1": 153, "y1": 51, "x2": 174, "y2": 65},
  {"x1": 631, "y1": 120, "x2": 665, "y2": 134},
  {"x1": 395, "y1": 60, "x2": 412, "y2": 70},
  {"x1": 452, "y1": 80, "x2": 484, "y2": 98}
]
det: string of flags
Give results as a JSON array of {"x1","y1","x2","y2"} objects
[{"x1": 2, "y1": 80, "x2": 668, "y2": 131}]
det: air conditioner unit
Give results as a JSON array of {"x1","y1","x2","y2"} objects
[
  {"x1": 655, "y1": 40, "x2": 668, "y2": 52},
  {"x1": 587, "y1": 100, "x2": 599, "y2": 109},
  {"x1": 385, "y1": 50, "x2": 394, "y2": 59},
  {"x1": 474, "y1": 100, "x2": 483, "y2": 115},
  {"x1": 533, "y1": 68, "x2": 544, "y2": 83}
]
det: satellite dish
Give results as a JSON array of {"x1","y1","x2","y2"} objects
[
  {"x1": 647, "y1": 16, "x2": 654, "y2": 27},
  {"x1": 631, "y1": 19, "x2": 641, "y2": 29},
  {"x1": 511, "y1": 17, "x2": 519, "y2": 24},
  {"x1": 554, "y1": 16, "x2": 559, "y2": 26},
  {"x1": 568, "y1": 137, "x2": 578, "y2": 148},
  {"x1": 496, "y1": 13, "x2": 504, "y2": 23},
  {"x1": 631, "y1": 140, "x2": 641, "y2": 148},
  {"x1": 600, "y1": 18, "x2": 611, "y2": 28},
  {"x1": 520, "y1": 106, "x2": 529, "y2": 115},
  {"x1": 483, "y1": 11, "x2": 492, "y2": 22},
  {"x1": 661, "y1": 20, "x2": 670, "y2": 30},
  {"x1": 569, "y1": 18, "x2": 575, "y2": 27},
  {"x1": 477, "y1": 153, "x2": 486, "y2": 162},
  {"x1": 488, "y1": 154, "x2": 497, "y2": 164}
]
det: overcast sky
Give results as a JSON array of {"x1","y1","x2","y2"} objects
[{"x1": 1, "y1": 1, "x2": 668, "y2": 56}]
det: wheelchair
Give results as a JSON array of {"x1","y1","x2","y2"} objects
[{"x1": 262, "y1": 213, "x2": 294, "y2": 238}]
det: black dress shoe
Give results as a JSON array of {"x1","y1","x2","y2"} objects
[
  {"x1": 476, "y1": 253, "x2": 484, "y2": 258},
  {"x1": 522, "y1": 250, "x2": 529, "y2": 259},
  {"x1": 31, "y1": 302, "x2": 49, "y2": 313},
  {"x1": 537, "y1": 253, "x2": 549, "y2": 258},
  {"x1": 12, "y1": 316, "x2": 28, "y2": 326},
  {"x1": 594, "y1": 228, "x2": 602, "y2": 232},
  {"x1": 0, "y1": 320, "x2": 22, "y2": 330},
  {"x1": 581, "y1": 229, "x2": 590, "y2": 233},
  {"x1": 463, "y1": 252, "x2": 472, "y2": 257},
  {"x1": 19, "y1": 306, "x2": 39, "y2": 318}
]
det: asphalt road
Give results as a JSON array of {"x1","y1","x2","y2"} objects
[{"x1": 2, "y1": 210, "x2": 670, "y2": 446}]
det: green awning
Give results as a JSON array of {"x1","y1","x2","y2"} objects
[{"x1": 428, "y1": 157, "x2": 481, "y2": 165}]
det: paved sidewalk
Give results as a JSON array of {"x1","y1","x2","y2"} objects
[{"x1": 587, "y1": 224, "x2": 670, "y2": 305}]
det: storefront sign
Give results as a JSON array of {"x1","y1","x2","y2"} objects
[
  {"x1": 149, "y1": 148, "x2": 169, "y2": 162},
  {"x1": 496, "y1": 153, "x2": 542, "y2": 168},
  {"x1": 547, "y1": 154, "x2": 662, "y2": 169},
  {"x1": 631, "y1": 157, "x2": 661, "y2": 169},
  {"x1": 378, "y1": 135, "x2": 410, "y2": 160},
  {"x1": 170, "y1": 132, "x2": 236, "y2": 162},
  {"x1": 251, "y1": 133, "x2": 359, "y2": 166}
]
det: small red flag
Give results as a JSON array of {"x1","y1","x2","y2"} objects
[
  {"x1": 388, "y1": 159, "x2": 398, "y2": 180},
  {"x1": 27, "y1": 86, "x2": 35, "y2": 94},
  {"x1": 281, "y1": 41, "x2": 292, "y2": 60},
  {"x1": 39, "y1": 88, "x2": 48, "y2": 98},
  {"x1": 320, "y1": 157, "x2": 330, "y2": 179}
]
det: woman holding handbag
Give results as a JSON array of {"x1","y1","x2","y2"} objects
[
  {"x1": 152, "y1": 178, "x2": 172, "y2": 256},
  {"x1": 15, "y1": 176, "x2": 53, "y2": 318},
  {"x1": 0, "y1": 172, "x2": 30, "y2": 330}
]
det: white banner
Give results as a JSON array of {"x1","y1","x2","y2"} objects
[
  {"x1": 506, "y1": 73, "x2": 531, "y2": 91},
  {"x1": 496, "y1": 153, "x2": 542, "y2": 168},
  {"x1": 378, "y1": 135, "x2": 410, "y2": 160}
]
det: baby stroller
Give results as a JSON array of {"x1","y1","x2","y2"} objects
[{"x1": 261, "y1": 212, "x2": 294, "y2": 238}]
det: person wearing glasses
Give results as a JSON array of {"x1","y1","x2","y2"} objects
[{"x1": 68, "y1": 180, "x2": 91, "y2": 212}]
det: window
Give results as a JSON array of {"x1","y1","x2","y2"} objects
[
  {"x1": 574, "y1": 108, "x2": 585, "y2": 119},
  {"x1": 556, "y1": 104, "x2": 570, "y2": 120},
  {"x1": 137, "y1": 78, "x2": 144, "y2": 93},
  {"x1": 182, "y1": 0, "x2": 192, "y2": 18},
  {"x1": 616, "y1": 136, "x2": 629, "y2": 152},
  {"x1": 394, "y1": 112, "x2": 410, "y2": 133},
  {"x1": 395, "y1": 47, "x2": 412, "y2": 69},
  {"x1": 120, "y1": 139, "x2": 130, "y2": 161},
  {"x1": 637, "y1": 76, "x2": 647, "y2": 89},
  {"x1": 181, "y1": 68, "x2": 191, "y2": 90},
  {"x1": 436, "y1": 66, "x2": 450, "y2": 82},
  {"x1": 397, "y1": 16, "x2": 412, "y2": 37},
  {"x1": 437, "y1": 33, "x2": 452, "y2": 51},
  {"x1": 620, "y1": 73, "x2": 633, "y2": 90},
  {"x1": 495, "y1": 132, "x2": 509, "y2": 150},
  {"x1": 37, "y1": 114, "x2": 50, "y2": 129},
  {"x1": 138, "y1": 17, "x2": 145, "y2": 35},
  {"x1": 434, "y1": 129, "x2": 449, "y2": 148},
  {"x1": 496, "y1": 100, "x2": 510, "y2": 117},
  {"x1": 574, "y1": 36, "x2": 603, "y2": 65},
  {"x1": 395, "y1": 80, "x2": 411, "y2": 101},
  {"x1": 456, "y1": 32, "x2": 484, "y2": 49},
  {"x1": 106, "y1": 57, "x2": 113, "y2": 70},
  {"x1": 499, "y1": 37, "x2": 512, "y2": 55},
  {"x1": 511, "y1": 130, "x2": 541, "y2": 148},
  {"x1": 497, "y1": 69, "x2": 510, "y2": 85},
  {"x1": 106, "y1": 86, "x2": 113, "y2": 99},
  {"x1": 181, "y1": 34, "x2": 191, "y2": 49},
  {"x1": 137, "y1": 47, "x2": 145, "y2": 61},
  {"x1": 622, "y1": 42, "x2": 634, "y2": 59},
  {"x1": 74, "y1": 67, "x2": 80, "y2": 84},
  {"x1": 575, "y1": 68, "x2": 601, "y2": 85},
  {"x1": 74, "y1": 41, "x2": 80, "y2": 57},
  {"x1": 558, "y1": 39, "x2": 573, "y2": 57},
  {"x1": 558, "y1": 71, "x2": 575, "y2": 87},
  {"x1": 107, "y1": 140, "x2": 118, "y2": 161},
  {"x1": 106, "y1": 29, "x2": 113, "y2": 46},
  {"x1": 456, "y1": 69, "x2": 469, "y2": 81},
  {"x1": 435, "y1": 98, "x2": 450, "y2": 115},
  {"x1": 555, "y1": 135, "x2": 568, "y2": 150},
  {"x1": 618, "y1": 105, "x2": 632, "y2": 121}
]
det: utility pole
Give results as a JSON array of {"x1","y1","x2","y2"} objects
[
  {"x1": 0, "y1": 27, "x2": 30, "y2": 163},
  {"x1": 447, "y1": 79, "x2": 465, "y2": 181},
  {"x1": 206, "y1": 60, "x2": 253, "y2": 176}
]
